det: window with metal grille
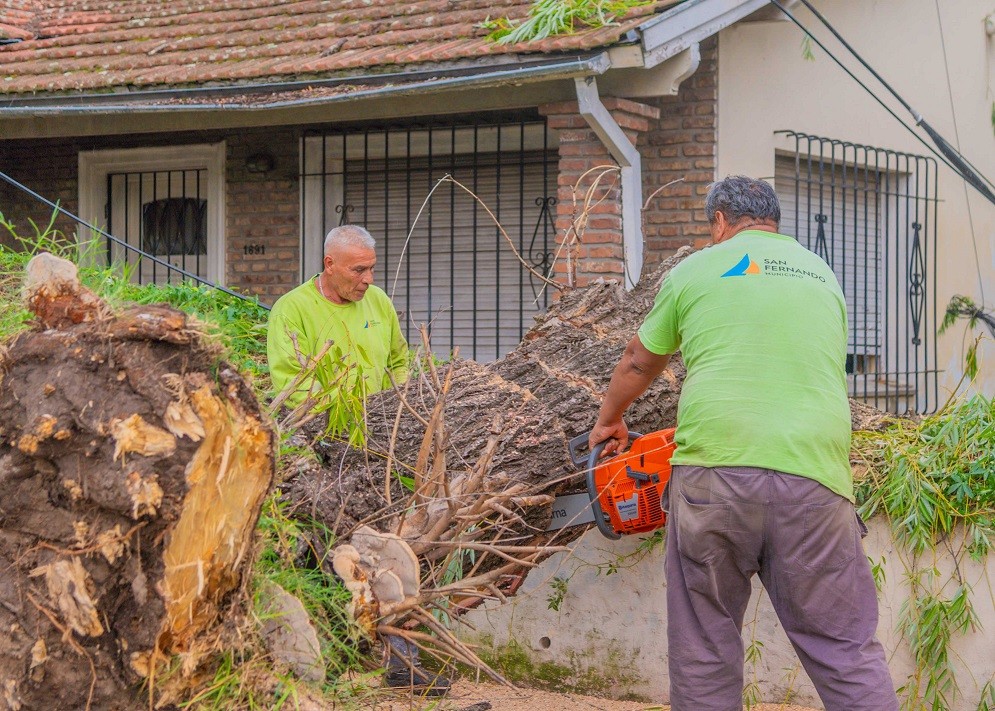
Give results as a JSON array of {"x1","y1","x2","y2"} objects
[
  {"x1": 106, "y1": 167, "x2": 212, "y2": 284},
  {"x1": 301, "y1": 115, "x2": 557, "y2": 362},
  {"x1": 141, "y1": 197, "x2": 207, "y2": 256},
  {"x1": 774, "y1": 131, "x2": 939, "y2": 414}
]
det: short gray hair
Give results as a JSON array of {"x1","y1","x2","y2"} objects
[
  {"x1": 323, "y1": 225, "x2": 376, "y2": 254},
  {"x1": 704, "y1": 176, "x2": 780, "y2": 227}
]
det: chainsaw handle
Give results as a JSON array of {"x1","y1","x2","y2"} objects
[
  {"x1": 568, "y1": 430, "x2": 644, "y2": 468},
  {"x1": 585, "y1": 441, "x2": 621, "y2": 540}
]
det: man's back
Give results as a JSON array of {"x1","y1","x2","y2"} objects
[{"x1": 639, "y1": 229, "x2": 852, "y2": 499}]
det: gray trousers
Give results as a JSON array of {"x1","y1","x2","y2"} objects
[{"x1": 665, "y1": 465, "x2": 899, "y2": 711}]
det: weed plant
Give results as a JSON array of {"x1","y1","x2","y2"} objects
[
  {"x1": 481, "y1": 0, "x2": 651, "y2": 44},
  {"x1": 853, "y1": 395, "x2": 995, "y2": 711}
]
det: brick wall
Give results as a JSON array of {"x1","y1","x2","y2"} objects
[
  {"x1": 639, "y1": 37, "x2": 718, "y2": 264},
  {"x1": 225, "y1": 130, "x2": 300, "y2": 303},
  {"x1": 539, "y1": 97, "x2": 660, "y2": 288},
  {"x1": 0, "y1": 128, "x2": 301, "y2": 303},
  {"x1": 0, "y1": 139, "x2": 80, "y2": 248}
]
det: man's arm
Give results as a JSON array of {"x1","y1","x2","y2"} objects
[
  {"x1": 589, "y1": 335, "x2": 672, "y2": 455},
  {"x1": 266, "y1": 303, "x2": 307, "y2": 403},
  {"x1": 385, "y1": 304, "x2": 409, "y2": 385}
]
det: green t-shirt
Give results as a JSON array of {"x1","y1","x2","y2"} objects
[
  {"x1": 637, "y1": 230, "x2": 853, "y2": 501},
  {"x1": 267, "y1": 278, "x2": 408, "y2": 408}
]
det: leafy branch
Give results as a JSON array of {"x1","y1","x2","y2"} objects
[
  {"x1": 940, "y1": 295, "x2": 994, "y2": 381},
  {"x1": 854, "y1": 395, "x2": 995, "y2": 709},
  {"x1": 481, "y1": 0, "x2": 651, "y2": 45}
]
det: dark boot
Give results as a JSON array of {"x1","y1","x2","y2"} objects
[{"x1": 383, "y1": 635, "x2": 451, "y2": 696}]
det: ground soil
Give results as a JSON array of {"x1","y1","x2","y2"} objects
[{"x1": 379, "y1": 681, "x2": 821, "y2": 710}]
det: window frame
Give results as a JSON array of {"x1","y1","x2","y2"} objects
[{"x1": 78, "y1": 143, "x2": 226, "y2": 284}]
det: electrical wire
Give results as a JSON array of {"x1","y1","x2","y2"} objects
[
  {"x1": 768, "y1": 0, "x2": 962, "y2": 176},
  {"x1": 769, "y1": 0, "x2": 995, "y2": 206},
  {"x1": 791, "y1": 0, "x2": 995, "y2": 198},
  {"x1": 933, "y1": 0, "x2": 986, "y2": 303},
  {"x1": 0, "y1": 168, "x2": 264, "y2": 308}
]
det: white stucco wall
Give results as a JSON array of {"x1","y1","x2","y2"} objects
[
  {"x1": 462, "y1": 518, "x2": 995, "y2": 708},
  {"x1": 716, "y1": 0, "x2": 995, "y2": 400}
]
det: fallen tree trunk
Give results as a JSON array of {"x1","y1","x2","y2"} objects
[
  {"x1": 278, "y1": 245, "x2": 896, "y2": 678},
  {"x1": 285, "y1": 248, "x2": 693, "y2": 539},
  {"x1": 286, "y1": 243, "x2": 891, "y2": 539},
  {"x1": 0, "y1": 255, "x2": 274, "y2": 710}
]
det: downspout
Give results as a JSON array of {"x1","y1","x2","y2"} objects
[{"x1": 573, "y1": 75, "x2": 643, "y2": 290}]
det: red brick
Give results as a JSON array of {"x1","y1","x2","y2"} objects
[{"x1": 601, "y1": 96, "x2": 661, "y2": 120}]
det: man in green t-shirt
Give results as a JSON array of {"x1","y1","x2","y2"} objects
[
  {"x1": 267, "y1": 225, "x2": 448, "y2": 695},
  {"x1": 590, "y1": 176, "x2": 897, "y2": 710},
  {"x1": 267, "y1": 225, "x2": 408, "y2": 409}
]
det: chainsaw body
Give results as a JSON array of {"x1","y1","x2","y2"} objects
[{"x1": 569, "y1": 429, "x2": 677, "y2": 540}]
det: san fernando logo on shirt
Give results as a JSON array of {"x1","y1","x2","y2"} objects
[
  {"x1": 364, "y1": 319, "x2": 382, "y2": 329},
  {"x1": 720, "y1": 253, "x2": 829, "y2": 282},
  {"x1": 721, "y1": 254, "x2": 761, "y2": 277}
]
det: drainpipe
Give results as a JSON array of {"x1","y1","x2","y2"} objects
[{"x1": 573, "y1": 75, "x2": 643, "y2": 290}]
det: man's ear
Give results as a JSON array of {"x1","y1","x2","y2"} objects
[{"x1": 713, "y1": 210, "x2": 729, "y2": 233}]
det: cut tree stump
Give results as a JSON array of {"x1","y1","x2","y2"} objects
[{"x1": 0, "y1": 254, "x2": 275, "y2": 710}]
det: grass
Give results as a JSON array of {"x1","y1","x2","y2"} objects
[{"x1": 1, "y1": 212, "x2": 271, "y2": 388}]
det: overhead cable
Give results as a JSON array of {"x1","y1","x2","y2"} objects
[{"x1": 778, "y1": 0, "x2": 995, "y2": 207}]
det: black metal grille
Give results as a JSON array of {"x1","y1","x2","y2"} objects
[
  {"x1": 106, "y1": 169, "x2": 208, "y2": 284},
  {"x1": 775, "y1": 131, "x2": 939, "y2": 414},
  {"x1": 301, "y1": 115, "x2": 557, "y2": 361}
]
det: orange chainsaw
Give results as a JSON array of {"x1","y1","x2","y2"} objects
[{"x1": 548, "y1": 429, "x2": 677, "y2": 539}]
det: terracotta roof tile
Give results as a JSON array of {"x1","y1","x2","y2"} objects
[{"x1": 0, "y1": 0, "x2": 679, "y2": 95}]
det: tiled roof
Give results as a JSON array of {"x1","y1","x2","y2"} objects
[{"x1": 0, "y1": 0, "x2": 678, "y2": 96}]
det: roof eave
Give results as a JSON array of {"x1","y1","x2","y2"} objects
[
  {"x1": 0, "y1": 53, "x2": 611, "y2": 116},
  {"x1": 634, "y1": 0, "x2": 769, "y2": 67}
]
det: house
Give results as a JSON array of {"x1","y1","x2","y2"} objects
[
  {"x1": 457, "y1": 2, "x2": 995, "y2": 705},
  {"x1": 1, "y1": 0, "x2": 991, "y2": 410}
]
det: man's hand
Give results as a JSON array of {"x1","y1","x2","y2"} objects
[
  {"x1": 591, "y1": 335, "x2": 671, "y2": 459},
  {"x1": 589, "y1": 420, "x2": 629, "y2": 458}
]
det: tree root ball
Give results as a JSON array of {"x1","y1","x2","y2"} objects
[{"x1": 0, "y1": 289, "x2": 274, "y2": 710}]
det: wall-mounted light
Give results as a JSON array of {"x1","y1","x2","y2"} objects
[{"x1": 246, "y1": 152, "x2": 275, "y2": 173}]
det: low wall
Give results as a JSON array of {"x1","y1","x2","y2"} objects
[{"x1": 461, "y1": 517, "x2": 995, "y2": 708}]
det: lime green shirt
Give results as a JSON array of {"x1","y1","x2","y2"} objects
[
  {"x1": 637, "y1": 230, "x2": 853, "y2": 501},
  {"x1": 267, "y1": 279, "x2": 408, "y2": 408}
]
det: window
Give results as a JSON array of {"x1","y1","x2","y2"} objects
[
  {"x1": 142, "y1": 197, "x2": 207, "y2": 257},
  {"x1": 774, "y1": 131, "x2": 939, "y2": 414},
  {"x1": 78, "y1": 144, "x2": 225, "y2": 285},
  {"x1": 302, "y1": 117, "x2": 557, "y2": 361}
]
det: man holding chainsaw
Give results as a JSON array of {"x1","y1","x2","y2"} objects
[{"x1": 590, "y1": 175, "x2": 898, "y2": 711}]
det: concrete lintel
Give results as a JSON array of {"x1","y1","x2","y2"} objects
[
  {"x1": 574, "y1": 76, "x2": 643, "y2": 290},
  {"x1": 600, "y1": 44, "x2": 701, "y2": 99}
]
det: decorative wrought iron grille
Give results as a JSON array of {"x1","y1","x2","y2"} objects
[
  {"x1": 301, "y1": 114, "x2": 557, "y2": 361},
  {"x1": 106, "y1": 169, "x2": 208, "y2": 284},
  {"x1": 775, "y1": 131, "x2": 939, "y2": 414}
]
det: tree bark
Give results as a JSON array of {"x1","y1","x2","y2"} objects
[
  {"x1": 286, "y1": 244, "x2": 890, "y2": 539},
  {"x1": 285, "y1": 249, "x2": 693, "y2": 537}
]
